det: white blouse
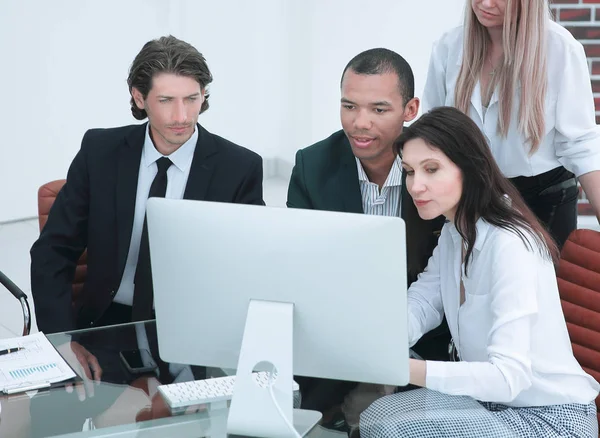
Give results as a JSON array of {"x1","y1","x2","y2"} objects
[
  {"x1": 407, "y1": 219, "x2": 600, "y2": 406},
  {"x1": 423, "y1": 21, "x2": 600, "y2": 179}
]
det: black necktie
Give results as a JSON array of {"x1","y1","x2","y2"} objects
[{"x1": 132, "y1": 157, "x2": 172, "y2": 321}]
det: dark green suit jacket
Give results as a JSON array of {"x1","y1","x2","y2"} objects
[{"x1": 287, "y1": 130, "x2": 443, "y2": 286}]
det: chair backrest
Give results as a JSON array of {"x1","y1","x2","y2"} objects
[
  {"x1": 37, "y1": 179, "x2": 87, "y2": 302},
  {"x1": 557, "y1": 228, "x2": 600, "y2": 429}
]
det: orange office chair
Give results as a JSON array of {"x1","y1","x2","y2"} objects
[
  {"x1": 557, "y1": 228, "x2": 600, "y2": 432},
  {"x1": 37, "y1": 179, "x2": 88, "y2": 305}
]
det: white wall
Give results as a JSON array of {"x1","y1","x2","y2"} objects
[
  {"x1": 0, "y1": 0, "x2": 464, "y2": 223},
  {"x1": 281, "y1": 0, "x2": 466, "y2": 164},
  {"x1": 1, "y1": 0, "x2": 173, "y2": 222}
]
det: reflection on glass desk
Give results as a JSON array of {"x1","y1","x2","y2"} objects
[{"x1": 0, "y1": 321, "x2": 323, "y2": 438}]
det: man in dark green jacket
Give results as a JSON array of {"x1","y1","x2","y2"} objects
[{"x1": 287, "y1": 48, "x2": 448, "y2": 430}]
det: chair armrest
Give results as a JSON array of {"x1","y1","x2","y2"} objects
[{"x1": 0, "y1": 270, "x2": 31, "y2": 336}]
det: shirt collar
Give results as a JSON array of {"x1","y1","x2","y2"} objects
[
  {"x1": 448, "y1": 218, "x2": 491, "y2": 252},
  {"x1": 143, "y1": 123, "x2": 198, "y2": 172},
  {"x1": 355, "y1": 155, "x2": 403, "y2": 187}
]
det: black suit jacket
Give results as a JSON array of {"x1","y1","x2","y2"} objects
[
  {"x1": 31, "y1": 123, "x2": 264, "y2": 334},
  {"x1": 287, "y1": 130, "x2": 443, "y2": 285}
]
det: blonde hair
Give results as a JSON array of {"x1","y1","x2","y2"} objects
[{"x1": 454, "y1": 0, "x2": 550, "y2": 153}]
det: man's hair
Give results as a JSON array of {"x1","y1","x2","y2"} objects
[
  {"x1": 341, "y1": 48, "x2": 414, "y2": 104},
  {"x1": 396, "y1": 106, "x2": 559, "y2": 273},
  {"x1": 127, "y1": 35, "x2": 213, "y2": 120}
]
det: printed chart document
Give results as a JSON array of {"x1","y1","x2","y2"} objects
[{"x1": 0, "y1": 332, "x2": 76, "y2": 394}]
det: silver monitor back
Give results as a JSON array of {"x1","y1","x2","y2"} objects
[{"x1": 148, "y1": 198, "x2": 409, "y2": 386}]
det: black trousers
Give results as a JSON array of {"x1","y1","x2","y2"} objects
[{"x1": 509, "y1": 166, "x2": 579, "y2": 249}]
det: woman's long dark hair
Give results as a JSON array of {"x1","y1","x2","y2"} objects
[{"x1": 396, "y1": 107, "x2": 559, "y2": 273}]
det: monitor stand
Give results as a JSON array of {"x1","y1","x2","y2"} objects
[{"x1": 227, "y1": 300, "x2": 322, "y2": 438}]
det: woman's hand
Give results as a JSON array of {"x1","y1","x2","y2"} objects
[
  {"x1": 578, "y1": 170, "x2": 600, "y2": 223},
  {"x1": 409, "y1": 358, "x2": 427, "y2": 387}
]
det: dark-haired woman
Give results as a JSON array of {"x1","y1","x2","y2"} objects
[{"x1": 360, "y1": 107, "x2": 599, "y2": 438}]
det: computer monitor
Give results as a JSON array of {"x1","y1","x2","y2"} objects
[{"x1": 147, "y1": 199, "x2": 409, "y2": 437}]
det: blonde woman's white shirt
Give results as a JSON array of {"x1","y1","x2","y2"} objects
[
  {"x1": 423, "y1": 21, "x2": 600, "y2": 179},
  {"x1": 407, "y1": 219, "x2": 600, "y2": 406}
]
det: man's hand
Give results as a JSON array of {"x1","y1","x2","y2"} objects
[{"x1": 58, "y1": 341, "x2": 102, "y2": 401}]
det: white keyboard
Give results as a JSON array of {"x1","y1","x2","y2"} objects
[{"x1": 158, "y1": 372, "x2": 300, "y2": 409}]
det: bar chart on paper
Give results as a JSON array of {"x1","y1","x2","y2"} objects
[
  {"x1": 8, "y1": 363, "x2": 61, "y2": 380},
  {"x1": 0, "y1": 332, "x2": 75, "y2": 393}
]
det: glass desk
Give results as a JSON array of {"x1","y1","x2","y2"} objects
[{"x1": 0, "y1": 321, "x2": 325, "y2": 438}]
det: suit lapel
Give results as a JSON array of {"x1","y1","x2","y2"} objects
[
  {"x1": 116, "y1": 124, "x2": 146, "y2": 276},
  {"x1": 183, "y1": 124, "x2": 219, "y2": 200},
  {"x1": 337, "y1": 139, "x2": 363, "y2": 214}
]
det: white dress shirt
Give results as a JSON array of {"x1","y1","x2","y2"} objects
[
  {"x1": 113, "y1": 124, "x2": 198, "y2": 305},
  {"x1": 423, "y1": 21, "x2": 600, "y2": 178},
  {"x1": 356, "y1": 156, "x2": 402, "y2": 217},
  {"x1": 407, "y1": 219, "x2": 600, "y2": 406}
]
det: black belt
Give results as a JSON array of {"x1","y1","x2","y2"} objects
[{"x1": 509, "y1": 166, "x2": 576, "y2": 199}]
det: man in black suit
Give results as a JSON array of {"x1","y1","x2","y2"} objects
[
  {"x1": 30, "y1": 36, "x2": 263, "y2": 389},
  {"x1": 287, "y1": 48, "x2": 448, "y2": 431}
]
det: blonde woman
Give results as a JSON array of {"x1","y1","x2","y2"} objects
[{"x1": 422, "y1": 0, "x2": 600, "y2": 247}]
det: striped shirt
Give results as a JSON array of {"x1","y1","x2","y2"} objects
[{"x1": 356, "y1": 156, "x2": 403, "y2": 217}]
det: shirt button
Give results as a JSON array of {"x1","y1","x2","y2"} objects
[
  {"x1": 110, "y1": 290, "x2": 116, "y2": 297},
  {"x1": 90, "y1": 321, "x2": 95, "y2": 327}
]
